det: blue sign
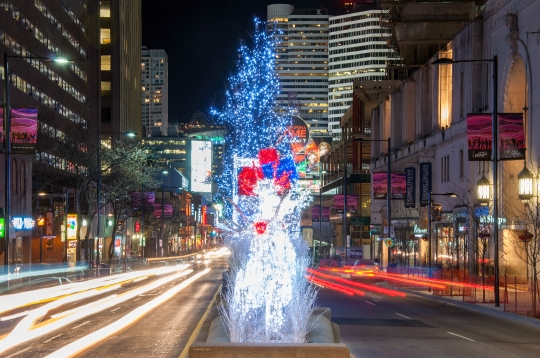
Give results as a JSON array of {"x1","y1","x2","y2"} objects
[
  {"x1": 419, "y1": 162, "x2": 432, "y2": 207},
  {"x1": 405, "y1": 167, "x2": 416, "y2": 208},
  {"x1": 12, "y1": 217, "x2": 35, "y2": 230}
]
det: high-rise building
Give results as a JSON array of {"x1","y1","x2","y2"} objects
[
  {"x1": 99, "y1": 0, "x2": 141, "y2": 142},
  {"x1": 327, "y1": 4, "x2": 397, "y2": 138},
  {"x1": 0, "y1": 0, "x2": 99, "y2": 197},
  {"x1": 267, "y1": 5, "x2": 329, "y2": 135},
  {"x1": 141, "y1": 46, "x2": 168, "y2": 136}
]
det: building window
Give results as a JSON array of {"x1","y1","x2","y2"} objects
[
  {"x1": 101, "y1": 55, "x2": 111, "y2": 71},
  {"x1": 101, "y1": 81, "x2": 111, "y2": 96},
  {"x1": 100, "y1": 1, "x2": 110, "y2": 17},
  {"x1": 100, "y1": 28, "x2": 111, "y2": 44}
]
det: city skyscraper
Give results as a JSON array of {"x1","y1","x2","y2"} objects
[
  {"x1": 267, "y1": 4, "x2": 330, "y2": 135},
  {"x1": 141, "y1": 46, "x2": 168, "y2": 136},
  {"x1": 328, "y1": 3, "x2": 397, "y2": 138},
  {"x1": 99, "y1": 0, "x2": 142, "y2": 142}
]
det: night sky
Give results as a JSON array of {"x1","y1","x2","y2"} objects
[{"x1": 141, "y1": 0, "x2": 338, "y2": 124}]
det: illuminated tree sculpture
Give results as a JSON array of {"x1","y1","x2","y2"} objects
[{"x1": 212, "y1": 19, "x2": 317, "y2": 343}]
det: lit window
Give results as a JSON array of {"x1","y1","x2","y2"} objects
[
  {"x1": 101, "y1": 55, "x2": 111, "y2": 71},
  {"x1": 100, "y1": 28, "x2": 111, "y2": 44}
]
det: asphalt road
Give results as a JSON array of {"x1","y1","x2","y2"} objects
[
  {"x1": 318, "y1": 284, "x2": 540, "y2": 358},
  {"x1": 0, "y1": 259, "x2": 226, "y2": 358}
]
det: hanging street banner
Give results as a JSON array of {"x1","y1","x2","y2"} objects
[
  {"x1": 0, "y1": 108, "x2": 38, "y2": 154},
  {"x1": 334, "y1": 195, "x2": 358, "y2": 214},
  {"x1": 321, "y1": 207, "x2": 330, "y2": 222},
  {"x1": 499, "y1": 113, "x2": 525, "y2": 160},
  {"x1": 392, "y1": 172, "x2": 406, "y2": 199},
  {"x1": 372, "y1": 172, "x2": 387, "y2": 199},
  {"x1": 419, "y1": 162, "x2": 432, "y2": 207},
  {"x1": 312, "y1": 206, "x2": 320, "y2": 222},
  {"x1": 405, "y1": 167, "x2": 416, "y2": 208},
  {"x1": 466, "y1": 113, "x2": 492, "y2": 161}
]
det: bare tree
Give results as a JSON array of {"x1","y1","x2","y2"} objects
[{"x1": 100, "y1": 138, "x2": 159, "y2": 263}]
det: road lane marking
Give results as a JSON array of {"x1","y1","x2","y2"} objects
[
  {"x1": 46, "y1": 268, "x2": 211, "y2": 358},
  {"x1": 134, "y1": 297, "x2": 141, "y2": 302},
  {"x1": 1, "y1": 311, "x2": 30, "y2": 321},
  {"x1": 396, "y1": 313, "x2": 411, "y2": 319},
  {"x1": 372, "y1": 299, "x2": 379, "y2": 302},
  {"x1": 111, "y1": 307, "x2": 121, "y2": 312},
  {"x1": 448, "y1": 332, "x2": 475, "y2": 342},
  {"x1": 43, "y1": 334, "x2": 63, "y2": 344},
  {"x1": 364, "y1": 300, "x2": 375, "y2": 306},
  {"x1": 178, "y1": 283, "x2": 222, "y2": 358},
  {"x1": 5, "y1": 346, "x2": 31, "y2": 358},
  {"x1": 72, "y1": 321, "x2": 91, "y2": 330}
]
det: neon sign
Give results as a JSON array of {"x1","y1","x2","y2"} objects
[
  {"x1": 12, "y1": 217, "x2": 35, "y2": 230},
  {"x1": 0, "y1": 218, "x2": 4, "y2": 238}
]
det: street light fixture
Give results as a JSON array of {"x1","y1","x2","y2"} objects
[
  {"x1": 433, "y1": 54, "x2": 501, "y2": 307},
  {"x1": 477, "y1": 174, "x2": 491, "y2": 206},
  {"x1": 518, "y1": 162, "x2": 533, "y2": 203},
  {"x1": 3, "y1": 54, "x2": 71, "y2": 273},
  {"x1": 427, "y1": 191, "x2": 457, "y2": 270}
]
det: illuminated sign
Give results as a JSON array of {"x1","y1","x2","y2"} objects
[
  {"x1": 67, "y1": 214, "x2": 77, "y2": 240},
  {"x1": 0, "y1": 218, "x2": 4, "y2": 238},
  {"x1": 0, "y1": 108, "x2": 39, "y2": 153},
  {"x1": 135, "y1": 221, "x2": 141, "y2": 233},
  {"x1": 12, "y1": 217, "x2": 35, "y2": 230},
  {"x1": 190, "y1": 140, "x2": 212, "y2": 193}
]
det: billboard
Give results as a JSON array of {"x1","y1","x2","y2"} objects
[
  {"x1": 284, "y1": 116, "x2": 332, "y2": 178},
  {"x1": 334, "y1": 195, "x2": 358, "y2": 214},
  {"x1": 0, "y1": 108, "x2": 38, "y2": 153},
  {"x1": 467, "y1": 113, "x2": 492, "y2": 161},
  {"x1": 190, "y1": 140, "x2": 212, "y2": 193},
  {"x1": 499, "y1": 113, "x2": 525, "y2": 160},
  {"x1": 131, "y1": 191, "x2": 155, "y2": 210},
  {"x1": 392, "y1": 172, "x2": 406, "y2": 199},
  {"x1": 372, "y1": 172, "x2": 387, "y2": 199},
  {"x1": 297, "y1": 136, "x2": 333, "y2": 177},
  {"x1": 404, "y1": 167, "x2": 416, "y2": 208},
  {"x1": 154, "y1": 204, "x2": 173, "y2": 218},
  {"x1": 67, "y1": 214, "x2": 77, "y2": 240}
]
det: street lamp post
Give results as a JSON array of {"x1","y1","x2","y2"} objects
[
  {"x1": 433, "y1": 54, "x2": 499, "y2": 306},
  {"x1": 428, "y1": 191, "x2": 457, "y2": 269},
  {"x1": 3, "y1": 54, "x2": 69, "y2": 273},
  {"x1": 355, "y1": 137, "x2": 391, "y2": 265}
]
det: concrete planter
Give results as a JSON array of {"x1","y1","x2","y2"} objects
[{"x1": 189, "y1": 308, "x2": 350, "y2": 358}]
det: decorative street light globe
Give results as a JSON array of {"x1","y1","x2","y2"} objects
[
  {"x1": 477, "y1": 174, "x2": 490, "y2": 206},
  {"x1": 518, "y1": 163, "x2": 533, "y2": 203}
]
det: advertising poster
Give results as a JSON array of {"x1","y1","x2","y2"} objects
[
  {"x1": 312, "y1": 206, "x2": 321, "y2": 222},
  {"x1": 0, "y1": 107, "x2": 38, "y2": 153},
  {"x1": 67, "y1": 214, "x2": 77, "y2": 240},
  {"x1": 419, "y1": 162, "x2": 432, "y2": 207},
  {"x1": 372, "y1": 172, "x2": 387, "y2": 199},
  {"x1": 392, "y1": 172, "x2": 406, "y2": 199},
  {"x1": 190, "y1": 140, "x2": 212, "y2": 193},
  {"x1": 144, "y1": 192, "x2": 155, "y2": 209},
  {"x1": 321, "y1": 207, "x2": 330, "y2": 222},
  {"x1": 466, "y1": 113, "x2": 492, "y2": 161},
  {"x1": 499, "y1": 113, "x2": 525, "y2": 160},
  {"x1": 283, "y1": 116, "x2": 333, "y2": 178},
  {"x1": 298, "y1": 136, "x2": 333, "y2": 177},
  {"x1": 334, "y1": 195, "x2": 358, "y2": 214},
  {"x1": 131, "y1": 192, "x2": 142, "y2": 211},
  {"x1": 154, "y1": 204, "x2": 174, "y2": 218},
  {"x1": 405, "y1": 167, "x2": 416, "y2": 208}
]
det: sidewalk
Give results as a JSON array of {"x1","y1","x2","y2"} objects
[{"x1": 396, "y1": 285, "x2": 540, "y2": 328}]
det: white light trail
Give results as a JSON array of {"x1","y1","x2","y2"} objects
[
  {"x1": 0, "y1": 269, "x2": 194, "y2": 355},
  {"x1": 46, "y1": 268, "x2": 211, "y2": 358},
  {"x1": 0, "y1": 265, "x2": 191, "y2": 315}
]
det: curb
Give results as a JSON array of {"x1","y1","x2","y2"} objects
[
  {"x1": 179, "y1": 284, "x2": 222, "y2": 358},
  {"x1": 401, "y1": 287, "x2": 540, "y2": 328}
]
